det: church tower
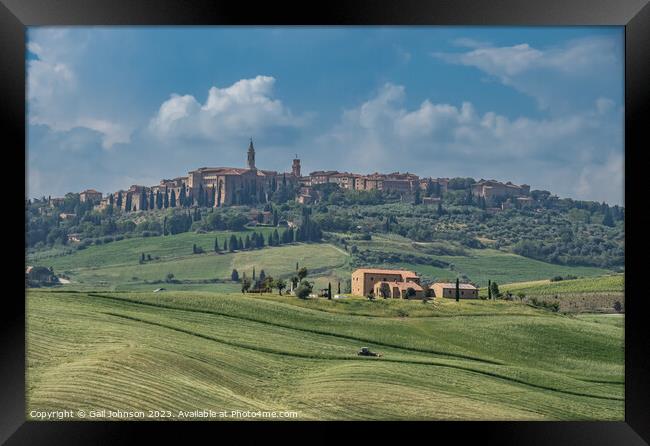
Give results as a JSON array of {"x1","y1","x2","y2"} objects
[
  {"x1": 247, "y1": 138, "x2": 256, "y2": 170},
  {"x1": 292, "y1": 154, "x2": 301, "y2": 177}
]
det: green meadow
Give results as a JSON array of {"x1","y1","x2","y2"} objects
[
  {"x1": 26, "y1": 230, "x2": 624, "y2": 420},
  {"x1": 27, "y1": 289, "x2": 624, "y2": 421},
  {"x1": 494, "y1": 275, "x2": 625, "y2": 313}
]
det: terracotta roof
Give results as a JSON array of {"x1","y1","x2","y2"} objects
[
  {"x1": 434, "y1": 282, "x2": 478, "y2": 290},
  {"x1": 353, "y1": 268, "x2": 418, "y2": 277},
  {"x1": 309, "y1": 170, "x2": 339, "y2": 176},
  {"x1": 192, "y1": 167, "x2": 277, "y2": 177}
]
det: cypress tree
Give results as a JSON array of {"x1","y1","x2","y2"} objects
[
  {"x1": 124, "y1": 193, "x2": 131, "y2": 212},
  {"x1": 338, "y1": 282, "x2": 341, "y2": 294},
  {"x1": 229, "y1": 234, "x2": 238, "y2": 251},
  {"x1": 170, "y1": 190, "x2": 176, "y2": 208},
  {"x1": 179, "y1": 184, "x2": 186, "y2": 207},
  {"x1": 223, "y1": 239, "x2": 228, "y2": 252},
  {"x1": 252, "y1": 267, "x2": 256, "y2": 280},
  {"x1": 116, "y1": 191, "x2": 123, "y2": 208},
  {"x1": 245, "y1": 235, "x2": 251, "y2": 249},
  {"x1": 164, "y1": 189, "x2": 169, "y2": 208},
  {"x1": 267, "y1": 232, "x2": 273, "y2": 246},
  {"x1": 455, "y1": 278, "x2": 460, "y2": 302},
  {"x1": 328, "y1": 282, "x2": 332, "y2": 300},
  {"x1": 488, "y1": 280, "x2": 492, "y2": 300},
  {"x1": 602, "y1": 207, "x2": 615, "y2": 227},
  {"x1": 273, "y1": 229, "x2": 280, "y2": 246},
  {"x1": 149, "y1": 190, "x2": 155, "y2": 210},
  {"x1": 140, "y1": 189, "x2": 148, "y2": 211},
  {"x1": 238, "y1": 236, "x2": 244, "y2": 249},
  {"x1": 214, "y1": 237, "x2": 219, "y2": 253},
  {"x1": 414, "y1": 188, "x2": 422, "y2": 205}
]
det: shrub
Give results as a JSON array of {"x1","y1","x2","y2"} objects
[{"x1": 295, "y1": 280, "x2": 313, "y2": 299}]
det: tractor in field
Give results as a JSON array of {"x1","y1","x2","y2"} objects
[{"x1": 357, "y1": 347, "x2": 382, "y2": 357}]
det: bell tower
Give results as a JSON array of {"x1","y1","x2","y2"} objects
[
  {"x1": 247, "y1": 137, "x2": 256, "y2": 170},
  {"x1": 292, "y1": 154, "x2": 301, "y2": 177}
]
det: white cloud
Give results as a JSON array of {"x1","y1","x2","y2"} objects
[
  {"x1": 317, "y1": 82, "x2": 623, "y2": 204},
  {"x1": 149, "y1": 76, "x2": 305, "y2": 141},
  {"x1": 27, "y1": 29, "x2": 131, "y2": 149},
  {"x1": 595, "y1": 97, "x2": 616, "y2": 115},
  {"x1": 451, "y1": 37, "x2": 492, "y2": 49},
  {"x1": 576, "y1": 152, "x2": 624, "y2": 205},
  {"x1": 435, "y1": 36, "x2": 618, "y2": 79},
  {"x1": 436, "y1": 43, "x2": 543, "y2": 77},
  {"x1": 433, "y1": 36, "x2": 622, "y2": 112}
]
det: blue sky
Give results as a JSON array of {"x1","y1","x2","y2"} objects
[{"x1": 27, "y1": 26, "x2": 624, "y2": 204}]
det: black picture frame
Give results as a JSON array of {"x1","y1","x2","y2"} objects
[{"x1": 3, "y1": 0, "x2": 649, "y2": 443}]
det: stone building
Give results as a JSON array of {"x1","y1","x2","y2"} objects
[
  {"x1": 373, "y1": 279, "x2": 425, "y2": 299},
  {"x1": 419, "y1": 177, "x2": 449, "y2": 195},
  {"x1": 351, "y1": 268, "x2": 422, "y2": 297},
  {"x1": 309, "y1": 170, "x2": 339, "y2": 185},
  {"x1": 471, "y1": 179, "x2": 530, "y2": 201},
  {"x1": 185, "y1": 139, "x2": 299, "y2": 207},
  {"x1": 431, "y1": 282, "x2": 479, "y2": 299},
  {"x1": 79, "y1": 189, "x2": 102, "y2": 203}
]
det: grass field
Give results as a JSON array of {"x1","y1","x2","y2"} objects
[
  {"x1": 348, "y1": 233, "x2": 612, "y2": 287},
  {"x1": 26, "y1": 289, "x2": 624, "y2": 421},
  {"x1": 493, "y1": 275, "x2": 625, "y2": 313},
  {"x1": 29, "y1": 233, "x2": 351, "y2": 292},
  {"x1": 29, "y1": 230, "x2": 615, "y2": 294}
]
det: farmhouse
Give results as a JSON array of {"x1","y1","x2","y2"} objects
[
  {"x1": 351, "y1": 268, "x2": 423, "y2": 298},
  {"x1": 373, "y1": 280, "x2": 425, "y2": 299},
  {"x1": 431, "y1": 282, "x2": 479, "y2": 299}
]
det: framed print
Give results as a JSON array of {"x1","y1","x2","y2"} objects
[{"x1": 3, "y1": 0, "x2": 650, "y2": 443}]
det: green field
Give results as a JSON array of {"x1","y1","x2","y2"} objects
[
  {"x1": 348, "y1": 233, "x2": 612, "y2": 287},
  {"x1": 493, "y1": 275, "x2": 625, "y2": 313},
  {"x1": 26, "y1": 289, "x2": 624, "y2": 421},
  {"x1": 26, "y1": 230, "x2": 625, "y2": 420},
  {"x1": 29, "y1": 231, "x2": 614, "y2": 294},
  {"x1": 29, "y1": 232, "x2": 351, "y2": 292}
]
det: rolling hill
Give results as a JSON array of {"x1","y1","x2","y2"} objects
[
  {"x1": 28, "y1": 230, "x2": 615, "y2": 293},
  {"x1": 26, "y1": 289, "x2": 624, "y2": 421}
]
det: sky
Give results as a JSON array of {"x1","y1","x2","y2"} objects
[{"x1": 26, "y1": 26, "x2": 624, "y2": 205}]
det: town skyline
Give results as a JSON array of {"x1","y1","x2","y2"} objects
[
  {"x1": 29, "y1": 138, "x2": 613, "y2": 206},
  {"x1": 27, "y1": 27, "x2": 624, "y2": 204}
]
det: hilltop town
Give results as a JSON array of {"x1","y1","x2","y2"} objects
[
  {"x1": 41, "y1": 139, "x2": 533, "y2": 213},
  {"x1": 28, "y1": 139, "x2": 624, "y2": 276}
]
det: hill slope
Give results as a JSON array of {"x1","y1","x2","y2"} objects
[{"x1": 27, "y1": 289, "x2": 624, "y2": 420}]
